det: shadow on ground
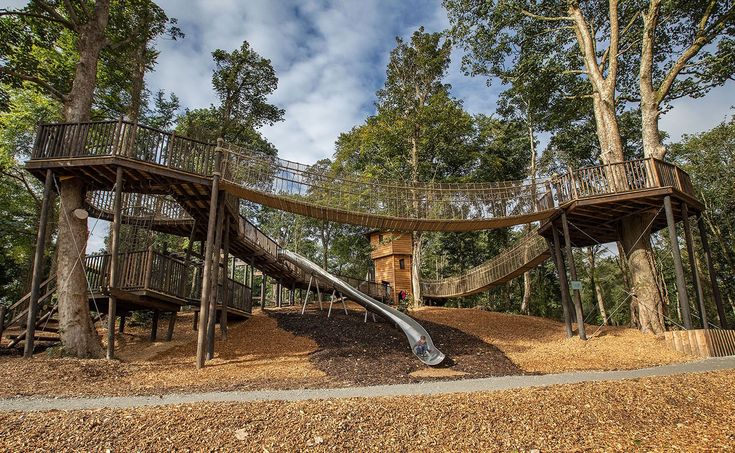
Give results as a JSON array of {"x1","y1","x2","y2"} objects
[{"x1": 270, "y1": 308, "x2": 524, "y2": 386}]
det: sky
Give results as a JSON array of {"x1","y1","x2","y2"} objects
[
  {"x1": 147, "y1": 0, "x2": 734, "y2": 164},
  {"x1": 6, "y1": 0, "x2": 729, "y2": 251}
]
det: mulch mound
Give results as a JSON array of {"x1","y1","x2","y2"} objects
[{"x1": 270, "y1": 307, "x2": 524, "y2": 386}]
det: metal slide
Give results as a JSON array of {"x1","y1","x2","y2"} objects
[{"x1": 278, "y1": 249, "x2": 446, "y2": 366}]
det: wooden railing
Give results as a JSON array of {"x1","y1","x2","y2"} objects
[
  {"x1": 554, "y1": 158, "x2": 694, "y2": 204},
  {"x1": 31, "y1": 121, "x2": 698, "y2": 229},
  {"x1": 420, "y1": 233, "x2": 550, "y2": 298},
  {"x1": 84, "y1": 250, "x2": 251, "y2": 313},
  {"x1": 338, "y1": 275, "x2": 391, "y2": 301}
]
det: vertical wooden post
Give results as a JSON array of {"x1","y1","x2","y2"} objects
[
  {"x1": 249, "y1": 258, "x2": 254, "y2": 288},
  {"x1": 681, "y1": 203, "x2": 707, "y2": 329},
  {"x1": 206, "y1": 204, "x2": 225, "y2": 360},
  {"x1": 698, "y1": 217, "x2": 727, "y2": 329},
  {"x1": 220, "y1": 220, "x2": 230, "y2": 339},
  {"x1": 261, "y1": 274, "x2": 267, "y2": 309},
  {"x1": 549, "y1": 226, "x2": 574, "y2": 338},
  {"x1": 196, "y1": 146, "x2": 223, "y2": 368},
  {"x1": 290, "y1": 282, "x2": 296, "y2": 306},
  {"x1": 193, "y1": 311, "x2": 199, "y2": 331},
  {"x1": 0, "y1": 305, "x2": 6, "y2": 339},
  {"x1": 181, "y1": 220, "x2": 197, "y2": 298},
  {"x1": 664, "y1": 196, "x2": 692, "y2": 329},
  {"x1": 150, "y1": 309, "x2": 159, "y2": 341},
  {"x1": 276, "y1": 280, "x2": 282, "y2": 308},
  {"x1": 24, "y1": 169, "x2": 54, "y2": 358},
  {"x1": 166, "y1": 311, "x2": 177, "y2": 341},
  {"x1": 560, "y1": 212, "x2": 586, "y2": 340},
  {"x1": 118, "y1": 313, "x2": 126, "y2": 334}
]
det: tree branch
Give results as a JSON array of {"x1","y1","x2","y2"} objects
[
  {"x1": 0, "y1": 67, "x2": 68, "y2": 102},
  {"x1": 0, "y1": 9, "x2": 72, "y2": 28},
  {"x1": 32, "y1": 0, "x2": 76, "y2": 30},
  {"x1": 520, "y1": 9, "x2": 572, "y2": 22}
]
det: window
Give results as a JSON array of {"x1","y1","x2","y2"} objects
[
  {"x1": 399, "y1": 259, "x2": 405, "y2": 269},
  {"x1": 378, "y1": 234, "x2": 384, "y2": 242}
]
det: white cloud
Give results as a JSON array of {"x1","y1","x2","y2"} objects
[
  {"x1": 146, "y1": 0, "x2": 734, "y2": 167},
  {"x1": 148, "y1": 0, "x2": 446, "y2": 164}
]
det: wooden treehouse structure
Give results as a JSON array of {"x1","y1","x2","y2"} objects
[{"x1": 1, "y1": 119, "x2": 730, "y2": 366}]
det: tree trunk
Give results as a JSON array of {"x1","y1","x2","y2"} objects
[
  {"x1": 588, "y1": 247, "x2": 608, "y2": 325},
  {"x1": 127, "y1": 40, "x2": 148, "y2": 123},
  {"x1": 619, "y1": 211, "x2": 665, "y2": 334},
  {"x1": 411, "y1": 231, "x2": 423, "y2": 308},
  {"x1": 409, "y1": 132, "x2": 423, "y2": 307},
  {"x1": 56, "y1": 178, "x2": 104, "y2": 357},
  {"x1": 56, "y1": 0, "x2": 110, "y2": 358}
]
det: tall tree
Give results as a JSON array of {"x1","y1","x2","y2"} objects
[
  {"x1": 0, "y1": 0, "x2": 180, "y2": 356},
  {"x1": 375, "y1": 27, "x2": 454, "y2": 307},
  {"x1": 445, "y1": 0, "x2": 733, "y2": 334}
]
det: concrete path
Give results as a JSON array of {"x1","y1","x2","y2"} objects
[{"x1": 2, "y1": 356, "x2": 734, "y2": 412}]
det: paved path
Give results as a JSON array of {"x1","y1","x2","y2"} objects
[{"x1": 2, "y1": 356, "x2": 734, "y2": 412}]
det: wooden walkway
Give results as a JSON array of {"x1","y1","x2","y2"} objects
[
  {"x1": 28, "y1": 120, "x2": 701, "y2": 234},
  {"x1": 20, "y1": 120, "x2": 725, "y2": 358}
]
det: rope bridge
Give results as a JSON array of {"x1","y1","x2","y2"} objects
[{"x1": 32, "y1": 120, "x2": 695, "y2": 233}]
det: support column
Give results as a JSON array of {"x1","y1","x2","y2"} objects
[
  {"x1": 560, "y1": 212, "x2": 586, "y2": 340},
  {"x1": 664, "y1": 196, "x2": 692, "y2": 329},
  {"x1": 196, "y1": 147, "x2": 223, "y2": 368},
  {"x1": 290, "y1": 282, "x2": 296, "y2": 306},
  {"x1": 549, "y1": 226, "x2": 574, "y2": 338},
  {"x1": 681, "y1": 203, "x2": 707, "y2": 329},
  {"x1": 698, "y1": 217, "x2": 727, "y2": 329},
  {"x1": 118, "y1": 313, "x2": 126, "y2": 334},
  {"x1": 166, "y1": 311, "x2": 177, "y2": 341},
  {"x1": 206, "y1": 204, "x2": 225, "y2": 360},
  {"x1": 150, "y1": 309, "x2": 159, "y2": 341},
  {"x1": 24, "y1": 169, "x2": 54, "y2": 358},
  {"x1": 261, "y1": 274, "x2": 267, "y2": 309},
  {"x1": 181, "y1": 220, "x2": 197, "y2": 299},
  {"x1": 105, "y1": 167, "x2": 124, "y2": 359},
  {"x1": 276, "y1": 280, "x2": 282, "y2": 307},
  {"x1": 220, "y1": 221, "x2": 230, "y2": 339}
]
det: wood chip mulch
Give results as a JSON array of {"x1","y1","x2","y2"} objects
[
  {"x1": 271, "y1": 307, "x2": 524, "y2": 386},
  {"x1": 2, "y1": 370, "x2": 733, "y2": 451}
]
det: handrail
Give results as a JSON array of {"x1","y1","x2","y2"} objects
[
  {"x1": 420, "y1": 232, "x2": 550, "y2": 298},
  {"x1": 30, "y1": 120, "x2": 698, "y2": 233}
]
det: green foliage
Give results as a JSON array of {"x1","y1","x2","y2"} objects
[
  {"x1": 670, "y1": 117, "x2": 735, "y2": 327},
  {"x1": 0, "y1": 86, "x2": 61, "y2": 304},
  {"x1": 211, "y1": 41, "x2": 284, "y2": 137}
]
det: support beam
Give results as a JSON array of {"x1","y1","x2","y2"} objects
[
  {"x1": 196, "y1": 147, "x2": 223, "y2": 368},
  {"x1": 549, "y1": 227, "x2": 574, "y2": 338},
  {"x1": 206, "y1": 203, "x2": 225, "y2": 360},
  {"x1": 664, "y1": 196, "x2": 692, "y2": 329},
  {"x1": 698, "y1": 217, "x2": 727, "y2": 329},
  {"x1": 220, "y1": 220, "x2": 230, "y2": 339},
  {"x1": 150, "y1": 309, "x2": 160, "y2": 341},
  {"x1": 181, "y1": 220, "x2": 197, "y2": 299},
  {"x1": 260, "y1": 274, "x2": 267, "y2": 309},
  {"x1": 193, "y1": 311, "x2": 199, "y2": 331},
  {"x1": 105, "y1": 166, "x2": 124, "y2": 359},
  {"x1": 166, "y1": 311, "x2": 177, "y2": 341},
  {"x1": 24, "y1": 169, "x2": 54, "y2": 358},
  {"x1": 560, "y1": 212, "x2": 586, "y2": 340},
  {"x1": 118, "y1": 313, "x2": 126, "y2": 334},
  {"x1": 681, "y1": 203, "x2": 707, "y2": 329}
]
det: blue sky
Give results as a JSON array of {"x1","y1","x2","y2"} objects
[
  {"x1": 6, "y1": 0, "x2": 729, "y2": 251},
  {"x1": 148, "y1": 0, "x2": 733, "y2": 164}
]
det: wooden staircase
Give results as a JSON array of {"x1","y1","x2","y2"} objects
[{"x1": 1, "y1": 275, "x2": 60, "y2": 350}]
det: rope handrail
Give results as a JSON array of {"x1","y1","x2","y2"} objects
[{"x1": 29, "y1": 120, "x2": 697, "y2": 232}]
